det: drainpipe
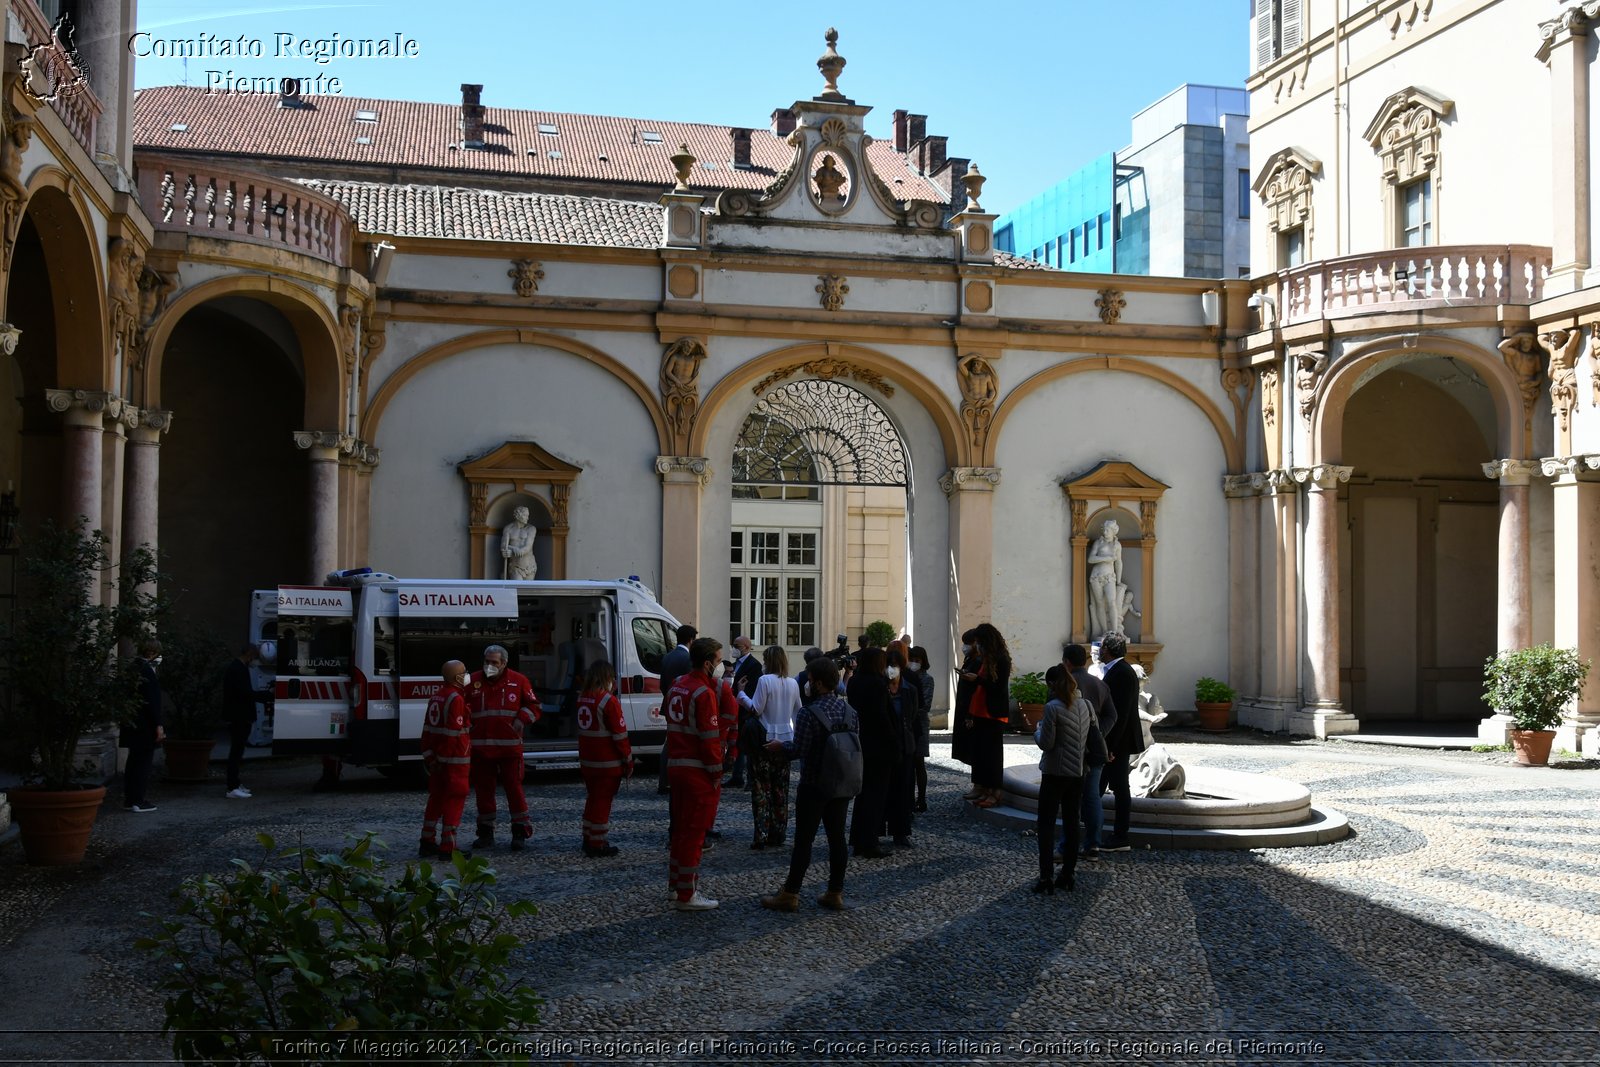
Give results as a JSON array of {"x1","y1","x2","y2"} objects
[{"x1": 1333, "y1": 0, "x2": 1345, "y2": 256}]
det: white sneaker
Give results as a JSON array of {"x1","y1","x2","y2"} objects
[
  {"x1": 226, "y1": 788, "x2": 251, "y2": 799},
  {"x1": 673, "y1": 891, "x2": 719, "y2": 911}
]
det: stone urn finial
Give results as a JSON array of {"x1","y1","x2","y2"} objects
[
  {"x1": 669, "y1": 143, "x2": 696, "y2": 192},
  {"x1": 817, "y1": 27, "x2": 846, "y2": 99},
  {"x1": 961, "y1": 163, "x2": 986, "y2": 212}
]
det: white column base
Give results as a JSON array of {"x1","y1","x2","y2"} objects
[
  {"x1": 1238, "y1": 700, "x2": 1293, "y2": 733},
  {"x1": 1584, "y1": 729, "x2": 1600, "y2": 759},
  {"x1": 1477, "y1": 713, "x2": 1515, "y2": 746},
  {"x1": 1290, "y1": 705, "x2": 1360, "y2": 739},
  {"x1": 1554, "y1": 720, "x2": 1598, "y2": 755}
]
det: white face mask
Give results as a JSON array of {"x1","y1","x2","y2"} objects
[
  {"x1": 885, "y1": 666, "x2": 900, "y2": 681},
  {"x1": 151, "y1": 656, "x2": 163, "y2": 667},
  {"x1": 483, "y1": 663, "x2": 502, "y2": 679},
  {"x1": 712, "y1": 661, "x2": 727, "y2": 679},
  {"x1": 961, "y1": 644, "x2": 972, "y2": 655},
  {"x1": 906, "y1": 662, "x2": 921, "y2": 673}
]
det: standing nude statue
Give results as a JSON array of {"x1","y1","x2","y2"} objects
[
  {"x1": 501, "y1": 506, "x2": 538, "y2": 580},
  {"x1": 1086, "y1": 519, "x2": 1138, "y2": 640}
]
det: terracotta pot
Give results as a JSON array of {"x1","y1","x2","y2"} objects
[
  {"x1": 1509, "y1": 728, "x2": 1555, "y2": 767},
  {"x1": 8, "y1": 786, "x2": 106, "y2": 865},
  {"x1": 162, "y1": 737, "x2": 217, "y2": 782},
  {"x1": 1019, "y1": 703, "x2": 1045, "y2": 730},
  {"x1": 1196, "y1": 701, "x2": 1233, "y2": 732}
]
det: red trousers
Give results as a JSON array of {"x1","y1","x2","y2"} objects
[
  {"x1": 422, "y1": 766, "x2": 470, "y2": 851},
  {"x1": 667, "y1": 769, "x2": 720, "y2": 901},
  {"x1": 472, "y1": 755, "x2": 530, "y2": 832},
  {"x1": 580, "y1": 770, "x2": 623, "y2": 847}
]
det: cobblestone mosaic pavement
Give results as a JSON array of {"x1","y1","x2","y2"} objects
[{"x1": 1, "y1": 731, "x2": 1597, "y2": 1065}]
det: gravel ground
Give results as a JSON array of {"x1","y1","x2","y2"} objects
[{"x1": 1, "y1": 730, "x2": 1598, "y2": 1066}]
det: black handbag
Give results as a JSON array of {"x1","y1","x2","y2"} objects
[{"x1": 739, "y1": 712, "x2": 767, "y2": 756}]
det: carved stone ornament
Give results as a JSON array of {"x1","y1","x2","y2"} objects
[
  {"x1": 956, "y1": 353, "x2": 998, "y2": 457},
  {"x1": 654, "y1": 455, "x2": 713, "y2": 487},
  {"x1": 1481, "y1": 459, "x2": 1541, "y2": 485},
  {"x1": 1363, "y1": 87, "x2": 1452, "y2": 185},
  {"x1": 819, "y1": 118, "x2": 849, "y2": 147},
  {"x1": 107, "y1": 238, "x2": 144, "y2": 364},
  {"x1": 1291, "y1": 464, "x2": 1354, "y2": 491},
  {"x1": 1222, "y1": 473, "x2": 1268, "y2": 497},
  {"x1": 46, "y1": 388, "x2": 121, "y2": 419},
  {"x1": 1540, "y1": 453, "x2": 1600, "y2": 480},
  {"x1": 752, "y1": 358, "x2": 893, "y2": 398},
  {"x1": 1253, "y1": 147, "x2": 1321, "y2": 236},
  {"x1": 469, "y1": 483, "x2": 489, "y2": 526},
  {"x1": 1497, "y1": 332, "x2": 1544, "y2": 430},
  {"x1": 937, "y1": 466, "x2": 1002, "y2": 496},
  {"x1": 1140, "y1": 500, "x2": 1159, "y2": 542},
  {"x1": 1540, "y1": 328, "x2": 1582, "y2": 434},
  {"x1": 1070, "y1": 498, "x2": 1088, "y2": 537},
  {"x1": 1538, "y1": 2, "x2": 1600, "y2": 61},
  {"x1": 961, "y1": 163, "x2": 986, "y2": 213},
  {"x1": 508, "y1": 259, "x2": 545, "y2": 298},
  {"x1": 811, "y1": 153, "x2": 849, "y2": 206},
  {"x1": 816, "y1": 27, "x2": 847, "y2": 100},
  {"x1": 550, "y1": 483, "x2": 571, "y2": 527},
  {"x1": 1220, "y1": 367, "x2": 1255, "y2": 431},
  {"x1": 292, "y1": 430, "x2": 355, "y2": 453},
  {"x1": 139, "y1": 409, "x2": 174, "y2": 434},
  {"x1": 669, "y1": 143, "x2": 696, "y2": 192},
  {"x1": 1591, "y1": 323, "x2": 1600, "y2": 408},
  {"x1": 337, "y1": 303, "x2": 361, "y2": 372},
  {"x1": 0, "y1": 322, "x2": 19, "y2": 356},
  {"x1": 1095, "y1": 288, "x2": 1126, "y2": 325},
  {"x1": 1294, "y1": 350, "x2": 1329, "y2": 421},
  {"x1": 659, "y1": 337, "x2": 707, "y2": 444},
  {"x1": 816, "y1": 274, "x2": 850, "y2": 312},
  {"x1": 1259, "y1": 365, "x2": 1279, "y2": 431},
  {"x1": 361, "y1": 310, "x2": 388, "y2": 370}
]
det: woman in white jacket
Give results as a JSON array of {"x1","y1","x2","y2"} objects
[{"x1": 740, "y1": 645, "x2": 801, "y2": 848}]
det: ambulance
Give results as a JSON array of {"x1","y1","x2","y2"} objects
[{"x1": 249, "y1": 570, "x2": 683, "y2": 772}]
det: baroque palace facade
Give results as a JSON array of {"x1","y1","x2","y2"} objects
[{"x1": 1, "y1": 3, "x2": 1597, "y2": 750}]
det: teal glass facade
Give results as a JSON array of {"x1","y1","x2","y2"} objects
[{"x1": 995, "y1": 152, "x2": 1119, "y2": 273}]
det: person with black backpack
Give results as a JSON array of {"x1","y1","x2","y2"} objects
[{"x1": 758, "y1": 656, "x2": 861, "y2": 913}]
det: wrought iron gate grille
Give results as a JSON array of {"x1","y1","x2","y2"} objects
[{"x1": 731, "y1": 379, "x2": 908, "y2": 487}]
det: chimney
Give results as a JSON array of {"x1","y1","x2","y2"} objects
[
  {"x1": 771, "y1": 107, "x2": 797, "y2": 137},
  {"x1": 892, "y1": 109, "x2": 909, "y2": 152},
  {"x1": 922, "y1": 134, "x2": 947, "y2": 176},
  {"x1": 731, "y1": 127, "x2": 752, "y2": 168},
  {"x1": 460, "y1": 83, "x2": 485, "y2": 148},
  {"x1": 906, "y1": 113, "x2": 927, "y2": 147}
]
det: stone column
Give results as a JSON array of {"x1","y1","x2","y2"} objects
[
  {"x1": 1292, "y1": 464, "x2": 1357, "y2": 738},
  {"x1": 1225, "y1": 474, "x2": 1263, "y2": 715},
  {"x1": 45, "y1": 389, "x2": 115, "y2": 536},
  {"x1": 940, "y1": 467, "x2": 1001, "y2": 633},
  {"x1": 655, "y1": 456, "x2": 710, "y2": 624},
  {"x1": 1477, "y1": 459, "x2": 1541, "y2": 743},
  {"x1": 1245, "y1": 470, "x2": 1300, "y2": 732},
  {"x1": 1539, "y1": 6, "x2": 1593, "y2": 294},
  {"x1": 1543, "y1": 455, "x2": 1600, "y2": 753},
  {"x1": 294, "y1": 431, "x2": 348, "y2": 584},
  {"x1": 122, "y1": 410, "x2": 172, "y2": 569}
]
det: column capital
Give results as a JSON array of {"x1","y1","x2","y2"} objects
[
  {"x1": 938, "y1": 466, "x2": 1001, "y2": 496},
  {"x1": 1540, "y1": 453, "x2": 1600, "y2": 481},
  {"x1": 1291, "y1": 464, "x2": 1353, "y2": 490},
  {"x1": 294, "y1": 430, "x2": 353, "y2": 454},
  {"x1": 1482, "y1": 458, "x2": 1542, "y2": 485},
  {"x1": 135, "y1": 408, "x2": 174, "y2": 435},
  {"x1": 1538, "y1": 2, "x2": 1600, "y2": 61},
  {"x1": 45, "y1": 388, "x2": 123, "y2": 428},
  {"x1": 0, "y1": 322, "x2": 20, "y2": 356},
  {"x1": 1223, "y1": 472, "x2": 1272, "y2": 497},
  {"x1": 654, "y1": 455, "x2": 712, "y2": 487}
]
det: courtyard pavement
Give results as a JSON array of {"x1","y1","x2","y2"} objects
[{"x1": 1, "y1": 730, "x2": 1598, "y2": 1065}]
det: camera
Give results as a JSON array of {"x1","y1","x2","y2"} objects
[{"x1": 825, "y1": 634, "x2": 855, "y2": 671}]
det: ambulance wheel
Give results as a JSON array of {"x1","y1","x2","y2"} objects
[{"x1": 377, "y1": 763, "x2": 428, "y2": 788}]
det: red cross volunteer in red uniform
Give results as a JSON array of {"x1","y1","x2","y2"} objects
[
  {"x1": 420, "y1": 660, "x2": 473, "y2": 859},
  {"x1": 468, "y1": 643, "x2": 541, "y2": 850},
  {"x1": 576, "y1": 658, "x2": 633, "y2": 857},
  {"x1": 666, "y1": 637, "x2": 726, "y2": 911}
]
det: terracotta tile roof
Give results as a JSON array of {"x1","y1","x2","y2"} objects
[
  {"x1": 992, "y1": 250, "x2": 1059, "y2": 270},
  {"x1": 304, "y1": 180, "x2": 662, "y2": 246},
  {"x1": 134, "y1": 85, "x2": 950, "y2": 203}
]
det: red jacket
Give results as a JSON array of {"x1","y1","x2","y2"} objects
[
  {"x1": 467, "y1": 668, "x2": 540, "y2": 757},
  {"x1": 665, "y1": 668, "x2": 723, "y2": 775},
  {"x1": 577, "y1": 690, "x2": 632, "y2": 771},
  {"x1": 421, "y1": 686, "x2": 471, "y2": 767}
]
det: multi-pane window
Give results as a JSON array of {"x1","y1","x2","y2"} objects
[
  {"x1": 1281, "y1": 226, "x2": 1305, "y2": 269},
  {"x1": 731, "y1": 526, "x2": 819, "y2": 650},
  {"x1": 1400, "y1": 177, "x2": 1432, "y2": 247}
]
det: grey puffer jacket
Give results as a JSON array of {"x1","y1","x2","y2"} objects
[{"x1": 1036, "y1": 695, "x2": 1104, "y2": 778}]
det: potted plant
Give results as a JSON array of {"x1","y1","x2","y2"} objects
[
  {"x1": 863, "y1": 620, "x2": 897, "y2": 648},
  {"x1": 1483, "y1": 645, "x2": 1591, "y2": 767},
  {"x1": 1009, "y1": 671, "x2": 1049, "y2": 731},
  {"x1": 157, "y1": 619, "x2": 233, "y2": 781},
  {"x1": 1194, "y1": 676, "x2": 1236, "y2": 732},
  {"x1": 0, "y1": 521, "x2": 164, "y2": 864}
]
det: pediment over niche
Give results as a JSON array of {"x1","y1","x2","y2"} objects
[
  {"x1": 1061, "y1": 461, "x2": 1170, "y2": 500},
  {"x1": 458, "y1": 440, "x2": 582, "y2": 484}
]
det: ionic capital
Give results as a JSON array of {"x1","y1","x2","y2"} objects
[
  {"x1": 1291, "y1": 464, "x2": 1353, "y2": 491},
  {"x1": 655, "y1": 455, "x2": 712, "y2": 487},
  {"x1": 128, "y1": 408, "x2": 174, "y2": 445},
  {"x1": 1540, "y1": 454, "x2": 1600, "y2": 482},
  {"x1": 0, "y1": 322, "x2": 19, "y2": 356},
  {"x1": 294, "y1": 430, "x2": 353, "y2": 456},
  {"x1": 1263, "y1": 468, "x2": 1300, "y2": 494},
  {"x1": 1222, "y1": 472, "x2": 1269, "y2": 498},
  {"x1": 938, "y1": 466, "x2": 1002, "y2": 496},
  {"x1": 1537, "y1": 2, "x2": 1600, "y2": 61},
  {"x1": 1482, "y1": 458, "x2": 1542, "y2": 485},
  {"x1": 45, "y1": 388, "x2": 123, "y2": 428}
]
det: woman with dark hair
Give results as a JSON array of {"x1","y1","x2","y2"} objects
[
  {"x1": 908, "y1": 644, "x2": 934, "y2": 812},
  {"x1": 846, "y1": 646, "x2": 895, "y2": 858},
  {"x1": 575, "y1": 658, "x2": 632, "y2": 857},
  {"x1": 884, "y1": 646, "x2": 921, "y2": 847},
  {"x1": 952, "y1": 628, "x2": 980, "y2": 799},
  {"x1": 1031, "y1": 664, "x2": 1101, "y2": 893},
  {"x1": 740, "y1": 644, "x2": 800, "y2": 848},
  {"x1": 961, "y1": 623, "x2": 1012, "y2": 808}
]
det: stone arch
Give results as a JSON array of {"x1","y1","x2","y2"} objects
[
  {"x1": 14, "y1": 171, "x2": 107, "y2": 389},
  {"x1": 1310, "y1": 335, "x2": 1522, "y2": 464},
  {"x1": 143, "y1": 274, "x2": 345, "y2": 429},
  {"x1": 361, "y1": 328, "x2": 668, "y2": 453},
  {"x1": 988, "y1": 355, "x2": 1243, "y2": 471},
  {"x1": 689, "y1": 341, "x2": 965, "y2": 468}
]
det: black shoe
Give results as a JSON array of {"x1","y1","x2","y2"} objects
[
  {"x1": 705, "y1": 829, "x2": 723, "y2": 841},
  {"x1": 893, "y1": 836, "x2": 913, "y2": 848},
  {"x1": 1080, "y1": 848, "x2": 1101, "y2": 862},
  {"x1": 473, "y1": 827, "x2": 495, "y2": 849},
  {"x1": 1054, "y1": 871, "x2": 1076, "y2": 892},
  {"x1": 509, "y1": 827, "x2": 529, "y2": 851},
  {"x1": 750, "y1": 839, "x2": 766, "y2": 851},
  {"x1": 436, "y1": 847, "x2": 472, "y2": 862},
  {"x1": 913, "y1": 799, "x2": 927, "y2": 813},
  {"x1": 583, "y1": 844, "x2": 619, "y2": 858},
  {"x1": 1102, "y1": 838, "x2": 1132, "y2": 853},
  {"x1": 1031, "y1": 878, "x2": 1055, "y2": 895},
  {"x1": 765, "y1": 832, "x2": 785, "y2": 847},
  {"x1": 418, "y1": 840, "x2": 439, "y2": 857}
]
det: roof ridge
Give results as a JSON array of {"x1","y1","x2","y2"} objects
[{"x1": 297, "y1": 177, "x2": 661, "y2": 208}]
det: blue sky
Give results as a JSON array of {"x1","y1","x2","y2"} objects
[{"x1": 131, "y1": 1, "x2": 1249, "y2": 217}]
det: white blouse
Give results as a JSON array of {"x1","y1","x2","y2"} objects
[{"x1": 742, "y1": 673, "x2": 800, "y2": 744}]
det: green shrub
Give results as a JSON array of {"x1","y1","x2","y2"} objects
[
  {"x1": 1483, "y1": 644, "x2": 1591, "y2": 732},
  {"x1": 156, "y1": 617, "x2": 234, "y2": 741},
  {"x1": 1194, "y1": 676, "x2": 1237, "y2": 704},
  {"x1": 862, "y1": 620, "x2": 897, "y2": 648},
  {"x1": 137, "y1": 833, "x2": 541, "y2": 1064},
  {"x1": 1009, "y1": 670, "x2": 1049, "y2": 705}
]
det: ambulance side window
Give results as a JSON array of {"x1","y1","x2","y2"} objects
[
  {"x1": 631, "y1": 618, "x2": 674, "y2": 674},
  {"x1": 373, "y1": 617, "x2": 396, "y2": 674}
]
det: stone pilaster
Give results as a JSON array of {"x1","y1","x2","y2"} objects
[
  {"x1": 1292, "y1": 464, "x2": 1358, "y2": 738},
  {"x1": 1224, "y1": 474, "x2": 1264, "y2": 722},
  {"x1": 940, "y1": 467, "x2": 1000, "y2": 632},
  {"x1": 1538, "y1": 2, "x2": 1599, "y2": 293},
  {"x1": 656, "y1": 456, "x2": 711, "y2": 624},
  {"x1": 1541, "y1": 453, "x2": 1600, "y2": 751},
  {"x1": 294, "y1": 430, "x2": 351, "y2": 584}
]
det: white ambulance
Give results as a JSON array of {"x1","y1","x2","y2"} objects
[{"x1": 248, "y1": 570, "x2": 683, "y2": 772}]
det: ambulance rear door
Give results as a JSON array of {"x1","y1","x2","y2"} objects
[
  {"x1": 270, "y1": 586, "x2": 355, "y2": 755},
  {"x1": 394, "y1": 585, "x2": 520, "y2": 760},
  {"x1": 618, "y1": 613, "x2": 675, "y2": 755}
]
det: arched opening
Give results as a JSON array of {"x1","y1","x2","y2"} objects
[
  {"x1": 1339, "y1": 355, "x2": 1498, "y2": 725},
  {"x1": 729, "y1": 378, "x2": 912, "y2": 660},
  {"x1": 158, "y1": 297, "x2": 311, "y2": 641}
]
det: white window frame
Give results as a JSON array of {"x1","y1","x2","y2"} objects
[{"x1": 731, "y1": 525, "x2": 821, "y2": 653}]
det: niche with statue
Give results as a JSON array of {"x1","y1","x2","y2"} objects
[{"x1": 1061, "y1": 461, "x2": 1167, "y2": 674}]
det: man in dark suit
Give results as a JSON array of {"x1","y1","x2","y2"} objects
[
  {"x1": 1098, "y1": 633, "x2": 1144, "y2": 851},
  {"x1": 122, "y1": 638, "x2": 165, "y2": 813},
  {"x1": 726, "y1": 635, "x2": 762, "y2": 788},
  {"x1": 657, "y1": 624, "x2": 696, "y2": 796}
]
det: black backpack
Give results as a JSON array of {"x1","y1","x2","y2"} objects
[{"x1": 810, "y1": 704, "x2": 863, "y2": 799}]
